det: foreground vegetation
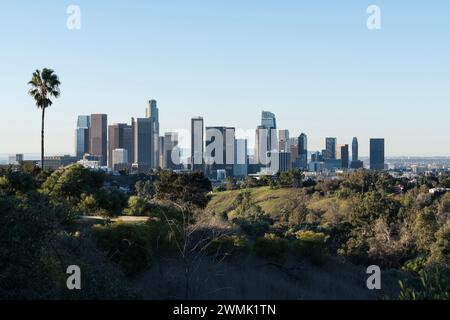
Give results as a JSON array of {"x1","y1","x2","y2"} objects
[{"x1": 1, "y1": 164, "x2": 449, "y2": 299}]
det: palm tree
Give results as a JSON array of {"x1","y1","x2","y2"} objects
[{"x1": 28, "y1": 69, "x2": 61, "y2": 169}]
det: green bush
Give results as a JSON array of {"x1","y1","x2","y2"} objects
[
  {"x1": 399, "y1": 266, "x2": 450, "y2": 300},
  {"x1": 208, "y1": 235, "x2": 250, "y2": 259},
  {"x1": 402, "y1": 256, "x2": 428, "y2": 274},
  {"x1": 254, "y1": 233, "x2": 289, "y2": 263},
  {"x1": 93, "y1": 223, "x2": 156, "y2": 276},
  {"x1": 428, "y1": 221, "x2": 450, "y2": 268},
  {"x1": 293, "y1": 230, "x2": 328, "y2": 265},
  {"x1": 124, "y1": 196, "x2": 149, "y2": 216},
  {"x1": 237, "y1": 216, "x2": 272, "y2": 237}
]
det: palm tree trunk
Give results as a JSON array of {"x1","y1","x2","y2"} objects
[{"x1": 41, "y1": 107, "x2": 45, "y2": 169}]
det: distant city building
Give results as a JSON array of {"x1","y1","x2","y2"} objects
[
  {"x1": 370, "y1": 138, "x2": 385, "y2": 170},
  {"x1": 325, "y1": 137, "x2": 337, "y2": 160},
  {"x1": 216, "y1": 169, "x2": 227, "y2": 181},
  {"x1": 336, "y1": 144, "x2": 345, "y2": 160},
  {"x1": 261, "y1": 111, "x2": 277, "y2": 129},
  {"x1": 89, "y1": 114, "x2": 107, "y2": 166},
  {"x1": 350, "y1": 160, "x2": 364, "y2": 169},
  {"x1": 412, "y1": 165, "x2": 428, "y2": 174},
  {"x1": 255, "y1": 111, "x2": 278, "y2": 166},
  {"x1": 290, "y1": 144, "x2": 299, "y2": 168},
  {"x1": 43, "y1": 155, "x2": 77, "y2": 171},
  {"x1": 134, "y1": 118, "x2": 153, "y2": 170},
  {"x1": 309, "y1": 161, "x2": 324, "y2": 173},
  {"x1": 311, "y1": 151, "x2": 324, "y2": 162},
  {"x1": 205, "y1": 126, "x2": 235, "y2": 177},
  {"x1": 234, "y1": 139, "x2": 248, "y2": 177},
  {"x1": 350, "y1": 137, "x2": 363, "y2": 169},
  {"x1": 77, "y1": 154, "x2": 103, "y2": 170},
  {"x1": 163, "y1": 132, "x2": 180, "y2": 170},
  {"x1": 278, "y1": 151, "x2": 292, "y2": 173},
  {"x1": 145, "y1": 99, "x2": 160, "y2": 168},
  {"x1": 75, "y1": 115, "x2": 90, "y2": 160},
  {"x1": 191, "y1": 117, "x2": 204, "y2": 172},
  {"x1": 247, "y1": 156, "x2": 262, "y2": 175},
  {"x1": 225, "y1": 127, "x2": 236, "y2": 176},
  {"x1": 108, "y1": 122, "x2": 133, "y2": 169},
  {"x1": 278, "y1": 130, "x2": 290, "y2": 152},
  {"x1": 352, "y1": 137, "x2": 359, "y2": 162},
  {"x1": 112, "y1": 148, "x2": 129, "y2": 170},
  {"x1": 8, "y1": 154, "x2": 24, "y2": 165},
  {"x1": 297, "y1": 133, "x2": 308, "y2": 170},
  {"x1": 159, "y1": 136, "x2": 165, "y2": 168},
  {"x1": 254, "y1": 126, "x2": 265, "y2": 165},
  {"x1": 340, "y1": 144, "x2": 349, "y2": 169},
  {"x1": 324, "y1": 159, "x2": 342, "y2": 171},
  {"x1": 289, "y1": 137, "x2": 298, "y2": 147}
]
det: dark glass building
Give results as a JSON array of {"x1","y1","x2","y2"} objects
[
  {"x1": 325, "y1": 137, "x2": 336, "y2": 160},
  {"x1": 134, "y1": 118, "x2": 153, "y2": 170},
  {"x1": 352, "y1": 137, "x2": 358, "y2": 162},
  {"x1": 297, "y1": 133, "x2": 308, "y2": 170},
  {"x1": 370, "y1": 138, "x2": 385, "y2": 170},
  {"x1": 75, "y1": 115, "x2": 90, "y2": 160},
  {"x1": 341, "y1": 144, "x2": 349, "y2": 169}
]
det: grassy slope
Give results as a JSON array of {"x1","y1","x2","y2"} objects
[{"x1": 207, "y1": 187, "x2": 309, "y2": 216}]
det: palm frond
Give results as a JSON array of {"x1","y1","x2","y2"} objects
[{"x1": 28, "y1": 68, "x2": 61, "y2": 108}]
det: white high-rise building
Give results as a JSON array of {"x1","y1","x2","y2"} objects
[{"x1": 112, "y1": 149, "x2": 128, "y2": 167}]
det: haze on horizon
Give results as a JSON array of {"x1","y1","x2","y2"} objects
[{"x1": 0, "y1": 1, "x2": 449, "y2": 157}]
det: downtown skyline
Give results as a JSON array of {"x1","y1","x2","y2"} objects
[
  {"x1": 69, "y1": 104, "x2": 384, "y2": 177},
  {"x1": 1, "y1": 1, "x2": 450, "y2": 156},
  {"x1": 0, "y1": 98, "x2": 447, "y2": 159}
]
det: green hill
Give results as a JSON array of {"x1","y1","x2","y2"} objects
[{"x1": 207, "y1": 187, "x2": 309, "y2": 216}]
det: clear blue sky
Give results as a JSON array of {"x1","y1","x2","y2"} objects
[{"x1": 1, "y1": 0, "x2": 449, "y2": 156}]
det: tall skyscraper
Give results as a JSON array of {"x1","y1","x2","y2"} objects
[
  {"x1": 159, "y1": 136, "x2": 165, "y2": 168},
  {"x1": 234, "y1": 139, "x2": 248, "y2": 177},
  {"x1": 350, "y1": 137, "x2": 363, "y2": 169},
  {"x1": 341, "y1": 144, "x2": 349, "y2": 169},
  {"x1": 225, "y1": 127, "x2": 236, "y2": 176},
  {"x1": 256, "y1": 111, "x2": 278, "y2": 166},
  {"x1": 205, "y1": 126, "x2": 235, "y2": 177},
  {"x1": 261, "y1": 110, "x2": 277, "y2": 152},
  {"x1": 297, "y1": 133, "x2": 308, "y2": 170},
  {"x1": 134, "y1": 118, "x2": 153, "y2": 170},
  {"x1": 145, "y1": 99, "x2": 159, "y2": 168},
  {"x1": 89, "y1": 114, "x2": 107, "y2": 166},
  {"x1": 75, "y1": 115, "x2": 90, "y2": 160},
  {"x1": 261, "y1": 111, "x2": 277, "y2": 129},
  {"x1": 370, "y1": 138, "x2": 385, "y2": 170},
  {"x1": 278, "y1": 130, "x2": 290, "y2": 152},
  {"x1": 191, "y1": 117, "x2": 204, "y2": 172},
  {"x1": 352, "y1": 137, "x2": 359, "y2": 162},
  {"x1": 163, "y1": 132, "x2": 180, "y2": 169},
  {"x1": 108, "y1": 122, "x2": 134, "y2": 168},
  {"x1": 325, "y1": 137, "x2": 337, "y2": 160},
  {"x1": 254, "y1": 126, "x2": 264, "y2": 165}
]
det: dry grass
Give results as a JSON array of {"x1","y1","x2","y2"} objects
[{"x1": 133, "y1": 254, "x2": 401, "y2": 300}]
